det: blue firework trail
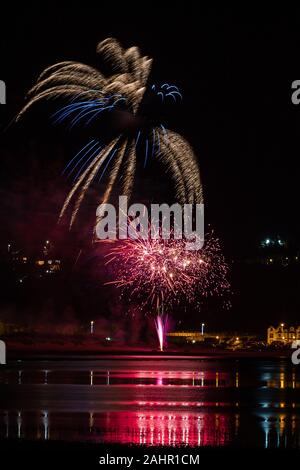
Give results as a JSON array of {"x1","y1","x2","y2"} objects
[
  {"x1": 151, "y1": 128, "x2": 156, "y2": 158},
  {"x1": 151, "y1": 83, "x2": 183, "y2": 103},
  {"x1": 135, "y1": 131, "x2": 151, "y2": 169},
  {"x1": 97, "y1": 146, "x2": 120, "y2": 182},
  {"x1": 59, "y1": 81, "x2": 182, "y2": 199},
  {"x1": 59, "y1": 83, "x2": 182, "y2": 187},
  {"x1": 135, "y1": 130, "x2": 141, "y2": 146},
  {"x1": 62, "y1": 139, "x2": 96, "y2": 175},
  {"x1": 72, "y1": 142, "x2": 102, "y2": 182},
  {"x1": 62, "y1": 139, "x2": 104, "y2": 184},
  {"x1": 143, "y1": 138, "x2": 149, "y2": 168},
  {"x1": 52, "y1": 94, "x2": 126, "y2": 129},
  {"x1": 17, "y1": 38, "x2": 203, "y2": 228},
  {"x1": 63, "y1": 140, "x2": 122, "y2": 186},
  {"x1": 70, "y1": 105, "x2": 112, "y2": 128},
  {"x1": 53, "y1": 100, "x2": 100, "y2": 124}
]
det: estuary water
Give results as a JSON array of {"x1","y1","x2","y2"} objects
[{"x1": 0, "y1": 356, "x2": 299, "y2": 448}]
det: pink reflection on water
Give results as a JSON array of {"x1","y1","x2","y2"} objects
[{"x1": 100, "y1": 411, "x2": 232, "y2": 446}]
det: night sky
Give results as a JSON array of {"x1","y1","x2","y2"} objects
[{"x1": 0, "y1": 5, "x2": 300, "y2": 333}]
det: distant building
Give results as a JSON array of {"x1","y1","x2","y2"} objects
[
  {"x1": 243, "y1": 236, "x2": 299, "y2": 266},
  {"x1": 3, "y1": 241, "x2": 62, "y2": 280},
  {"x1": 267, "y1": 323, "x2": 300, "y2": 345},
  {"x1": 0, "y1": 321, "x2": 27, "y2": 335},
  {"x1": 167, "y1": 331, "x2": 205, "y2": 343},
  {"x1": 167, "y1": 331, "x2": 255, "y2": 345}
]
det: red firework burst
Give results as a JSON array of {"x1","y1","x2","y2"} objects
[{"x1": 105, "y1": 231, "x2": 230, "y2": 308}]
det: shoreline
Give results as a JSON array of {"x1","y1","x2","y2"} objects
[{"x1": 4, "y1": 346, "x2": 291, "y2": 361}]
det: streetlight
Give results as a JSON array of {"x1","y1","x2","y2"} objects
[
  {"x1": 90, "y1": 320, "x2": 94, "y2": 334},
  {"x1": 201, "y1": 323, "x2": 205, "y2": 335}
]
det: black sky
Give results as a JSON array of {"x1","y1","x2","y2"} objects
[
  {"x1": 1, "y1": 5, "x2": 300, "y2": 331},
  {"x1": 1, "y1": 5, "x2": 300, "y2": 256}
]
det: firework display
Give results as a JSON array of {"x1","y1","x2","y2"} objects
[
  {"x1": 16, "y1": 37, "x2": 230, "y2": 352},
  {"x1": 105, "y1": 233, "x2": 230, "y2": 307},
  {"x1": 17, "y1": 38, "x2": 203, "y2": 228},
  {"x1": 105, "y1": 232, "x2": 230, "y2": 350}
]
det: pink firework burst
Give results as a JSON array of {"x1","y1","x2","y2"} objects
[{"x1": 105, "y1": 231, "x2": 230, "y2": 308}]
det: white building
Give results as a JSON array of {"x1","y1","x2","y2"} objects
[{"x1": 267, "y1": 323, "x2": 300, "y2": 345}]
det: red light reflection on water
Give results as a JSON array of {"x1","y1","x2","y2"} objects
[{"x1": 98, "y1": 411, "x2": 232, "y2": 446}]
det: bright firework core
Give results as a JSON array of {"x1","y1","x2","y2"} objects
[{"x1": 106, "y1": 232, "x2": 230, "y2": 308}]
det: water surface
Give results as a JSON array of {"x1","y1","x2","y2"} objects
[{"x1": 0, "y1": 356, "x2": 299, "y2": 447}]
